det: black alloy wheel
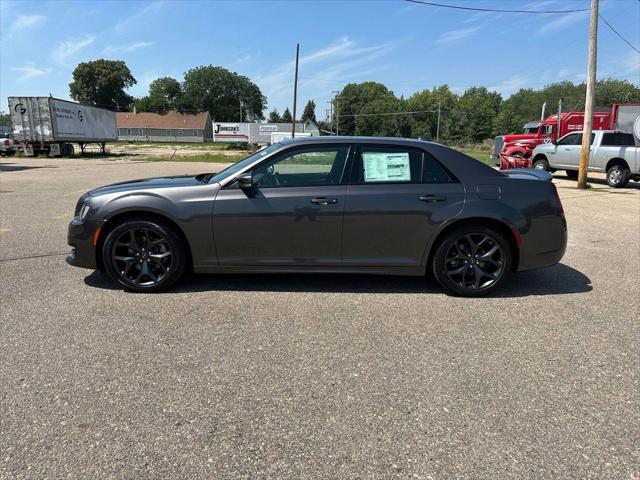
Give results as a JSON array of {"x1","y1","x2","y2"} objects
[
  {"x1": 111, "y1": 227, "x2": 172, "y2": 285},
  {"x1": 103, "y1": 219, "x2": 186, "y2": 292},
  {"x1": 432, "y1": 226, "x2": 512, "y2": 297}
]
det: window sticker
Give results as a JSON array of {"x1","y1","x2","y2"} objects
[{"x1": 363, "y1": 152, "x2": 411, "y2": 182}]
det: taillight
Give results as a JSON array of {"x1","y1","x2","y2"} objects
[
  {"x1": 552, "y1": 183, "x2": 564, "y2": 214},
  {"x1": 2, "y1": 140, "x2": 8, "y2": 146}
]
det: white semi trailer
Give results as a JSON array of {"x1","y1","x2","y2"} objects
[{"x1": 8, "y1": 96, "x2": 117, "y2": 156}]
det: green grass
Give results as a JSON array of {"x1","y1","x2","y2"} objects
[
  {"x1": 112, "y1": 141, "x2": 249, "y2": 150},
  {"x1": 115, "y1": 141, "x2": 244, "y2": 151},
  {"x1": 455, "y1": 148, "x2": 494, "y2": 166}
]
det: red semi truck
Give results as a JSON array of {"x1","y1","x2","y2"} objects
[{"x1": 492, "y1": 102, "x2": 640, "y2": 167}]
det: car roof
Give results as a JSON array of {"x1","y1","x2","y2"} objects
[
  {"x1": 273, "y1": 135, "x2": 502, "y2": 181},
  {"x1": 280, "y1": 135, "x2": 441, "y2": 147}
]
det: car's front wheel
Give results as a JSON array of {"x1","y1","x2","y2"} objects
[
  {"x1": 532, "y1": 158, "x2": 551, "y2": 172},
  {"x1": 432, "y1": 225, "x2": 512, "y2": 297},
  {"x1": 103, "y1": 218, "x2": 187, "y2": 292}
]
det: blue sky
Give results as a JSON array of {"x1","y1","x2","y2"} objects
[{"x1": 1, "y1": 0, "x2": 638, "y2": 120}]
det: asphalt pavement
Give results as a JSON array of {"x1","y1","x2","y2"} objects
[{"x1": 1, "y1": 157, "x2": 639, "y2": 479}]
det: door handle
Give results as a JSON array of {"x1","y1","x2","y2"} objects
[
  {"x1": 310, "y1": 197, "x2": 338, "y2": 205},
  {"x1": 419, "y1": 194, "x2": 447, "y2": 203}
]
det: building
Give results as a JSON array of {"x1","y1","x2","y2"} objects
[
  {"x1": 116, "y1": 111, "x2": 213, "y2": 142},
  {"x1": 213, "y1": 120, "x2": 319, "y2": 144}
]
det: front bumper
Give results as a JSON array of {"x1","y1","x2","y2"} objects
[{"x1": 66, "y1": 219, "x2": 103, "y2": 269}]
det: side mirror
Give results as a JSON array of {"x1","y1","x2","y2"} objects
[{"x1": 237, "y1": 173, "x2": 253, "y2": 189}]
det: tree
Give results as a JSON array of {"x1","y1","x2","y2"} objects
[
  {"x1": 69, "y1": 59, "x2": 136, "y2": 111},
  {"x1": 281, "y1": 107, "x2": 293, "y2": 123},
  {"x1": 448, "y1": 87, "x2": 502, "y2": 143},
  {"x1": 594, "y1": 78, "x2": 640, "y2": 106},
  {"x1": 0, "y1": 111, "x2": 11, "y2": 128},
  {"x1": 337, "y1": 82, "x2": 398, "y2": 136},
  {"x1": 268, "y1": 108, "x2": 282, "y2": 123},
  {"x1": 135, "y1": 77, "x2": 182, "y2": 112},
  {"x1": 301, "y1": 100, "x2": 317, "y2": 123},
  {"x1": 407, "y1": 85, "x2": 458, "y2": 140},
  {"x1": 491, "y1": 79, "x2": 640, "y2": 135},
  {"x1": 181, "y1": 65, "x2": 266, "y2": 120}
]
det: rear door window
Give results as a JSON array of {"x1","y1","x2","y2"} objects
[
  {"x1": 352, "y1": 145, "x2": 453, "y2": 184},
  {"x1": 602, "y1": 132, "x2": 635, "y2": 146}
]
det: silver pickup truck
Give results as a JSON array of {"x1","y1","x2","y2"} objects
[{"x1": 531, "y1": 130, "x2": 640, "y2": 188}]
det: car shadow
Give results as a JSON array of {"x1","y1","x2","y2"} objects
[
  {"x1": 554, "y1": 173, "x2": 640, "y2": 191},
  {"x1": 0, "y1": 163, "x2": 48, "y2": 172},
  {"x1": 84, "y1": 263, "x2": 592, "y2": 297}
]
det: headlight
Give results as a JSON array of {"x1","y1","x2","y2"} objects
[{"x1": 78, "y1": 203, "x2": 91, "y2": 221}]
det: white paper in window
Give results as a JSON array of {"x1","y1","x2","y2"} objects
[{"x1": 363, "y1": 152, "x2": 410, "y2": 182}]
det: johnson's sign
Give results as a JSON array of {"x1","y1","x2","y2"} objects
[{"x1": 213, "y1": 122, "x2": 248, "y2": 142}]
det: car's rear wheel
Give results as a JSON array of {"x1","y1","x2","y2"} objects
[
  {"x1": 103, "y1": 218, "x2": 187, "y2": 292},
  {"x1": 432, "y1": 225, "x2": 512, "y2": 297},
  {"x1": 606, "y1": 164, "x2": 630, "y2": 188}
]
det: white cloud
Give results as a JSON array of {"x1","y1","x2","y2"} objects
[
  {"x1": 11, "y1": 64, "x2": 53, "y2": 82},
  {"x1": 3, "y1": 14, "x2": 46, "y2": 42},
  {"x1": 114, "y1": 1, "x2": 165, "y2": 34},
  {"x1": 253, "y1": 36, "x2": 402, "y2": 111},
  {"x1": 229, "y1": 53, "x2": 252, "y2": 68},
  {"x1": 536, "y1": 10, "x2": 589, "y2": 35},
  {"x1": 51, "y1": 35, "x2": 95, "y2": 64},
  {"x1": 102, "y1": 41, "x2": 155, "y2": 55},
  {"x1": 488, "y1": 75, "x2": 530, "y2": 98},
  {"x1": 435, "y1": 27, "x2": 481, "y2": 44}
]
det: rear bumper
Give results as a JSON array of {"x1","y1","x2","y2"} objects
[
  {"x1": 66, "y1": 219, "x2": 102, "y2": 269},
  {"x1": 517, "y1": 215, "x2": 567, "y2": 271}
]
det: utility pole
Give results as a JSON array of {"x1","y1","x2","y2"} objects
[
  {"x1": 436, "y1": 99, "x2": 441, "y2": 143},
  {"x1": 578, "y1": 0, "x2": 599, "y2": 189},
  {"x1": 291, "y1": 43, "x2": 300, "y2": 138},
  {"x1": 327, "y1": 100, "x2": 333, "y2": 134},
  {"x1": 239, "y1": 97, "x2": 242, "y2": 123},
  {"x1": 332, "y1": 90, "x2": 340, "y2": 135}
]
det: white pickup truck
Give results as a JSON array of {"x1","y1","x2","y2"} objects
[{"x1": 531, "y1": 130, "x2": 640, "y2": 188}]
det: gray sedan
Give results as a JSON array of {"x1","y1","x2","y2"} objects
[{"x1": 67, "y1": 137, "x2": 567, "y2": 296}]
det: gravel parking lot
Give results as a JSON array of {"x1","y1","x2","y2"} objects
[{"x1": 1, "y1": 156, "x2": 639, "y2": 479}]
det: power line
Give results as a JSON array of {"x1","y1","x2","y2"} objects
[
  {"x1": 599, "y1": 15, "x2": 640, "y2": 54},
  {"x1": 404, "y1": 0, "x2": 589, "y2": 14},
  {"x1": 338, "y1": 110, "x2": 438, "y2": 118}
]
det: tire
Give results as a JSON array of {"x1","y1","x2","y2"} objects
[
  {"x1": 102, "y1": 218, "x2": 187, "y2": 292},
  {"x1": 566, "y1": 170, "x2": 579, "y2": 179},
  {"x1": 431, "y1": 225, "x2": 512, "y2": 297},
  {"x1": 61, "y1": 143, "x2": 75, "y2": 157},
  {"x1": 606, "y1": 164, "x2": 630, "y2": 188},
  {"x1": 533, "y1": 158, "x2": 551, "y2": 172}
]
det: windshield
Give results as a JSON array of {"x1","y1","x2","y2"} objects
[
  {"x1": 522, "y1": 122, "x2": 540, "y2": 134},
  {"x1": 208, "y1": 143, "x2": 283, "y2": 184}
]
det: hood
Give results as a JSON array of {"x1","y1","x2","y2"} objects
[
  {"x1": 502, "y1": 133, "x2": 538, "y2": 143},
  {"x1": 88, "y1": 174, "x2": 210, "y2": 197}
]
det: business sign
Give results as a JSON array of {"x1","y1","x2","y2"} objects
[
  {"x1": 213, "y1": 122, "x2": 249, "y2": 142},
  {"x1": 259, "y1": 125, "x2": 278, "y2": 133}
]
